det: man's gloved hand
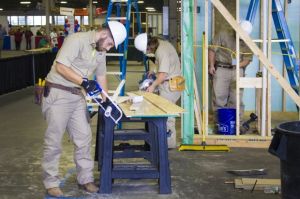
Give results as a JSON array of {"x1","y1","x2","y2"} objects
[{"x1": 81, "y1": 78, "x2": 101, "y2": 94}]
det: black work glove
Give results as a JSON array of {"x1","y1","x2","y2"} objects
[{"x1": 81, "y1": 78, "x2": 100, "y2": 95}]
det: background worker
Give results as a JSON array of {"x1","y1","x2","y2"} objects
[
  {"x1": 41, "y1": 21, "x2": 126, "y2": 197},
  {"x1": 14, "y1": 28, "x2": 23, "y2": 50},
  {"x1": 134, "y1": 33, "x2": 182, "y2": 149},
  {"x1": 24, "y1": 27, "x2": 33, "y2": 50},
  {"x1": 208, "y1": 20, "x2": 253, "y2": 133}
]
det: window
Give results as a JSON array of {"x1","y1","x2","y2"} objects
[
  {"x1": 27, "y1": 16, "x2": 34, "y2": 25},
  {"x1": 11, "y1": 16, "x2": 18, "y2": 25},
  {"x1": 7, "y1": 16, "x2": 11, "y2": 25},
  {"x1": 83, "y1": 16, "x2": 89, "y2": 25},
  {"x1": 18, "y1": 16, "x2": 26, "y2": 25},
  {"x1": 57, "y1": 16, "x2": 65, "y2": 25},
  {"x1": 34, "y1": 16, "x2": 42, "y2": 25}
]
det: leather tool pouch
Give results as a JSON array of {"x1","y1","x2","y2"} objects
[
  {"x1": 43, "y1": 85, "x2": 50, "y2": 98},
  {"x1": 169, "y1": 76, "x2": 185, "y2": 91}
]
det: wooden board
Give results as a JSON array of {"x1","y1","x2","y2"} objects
[
  {"x1": 193, "y1": 135, "x2": 272, "y2": 148},
  {"x1": 235, "y1": 178, "x2": 280, "y2": 190},
  {"x1": 118, "y1": 99, "x2": 175, "y2": 118},
  {"x1": 239, "y1": 77, "x2": 263, "y2": 88},
  {"x1": 88, "y1": 91, "x2": 184, "y2": 118},
  {"x1": 132, "y1": 91, "x2": 185, "y2": 115}
]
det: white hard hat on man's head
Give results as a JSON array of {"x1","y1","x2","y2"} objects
[
  {"x1": 107, "y1": 21, "x2": 127, "y2": 49},
  {"x1": 134, "y1": 33, "x2": 148, "y2": 54},
  {"x1": 239, "y1": 20, "x2": 253, "y2": 35}
]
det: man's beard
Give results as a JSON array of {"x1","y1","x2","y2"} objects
[{"x1": 95, "y1": 38, "x2": 106, "y2": 52}]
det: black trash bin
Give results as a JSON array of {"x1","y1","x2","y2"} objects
[{"x1": 269, "y1": 121, "x2": 300, "y2": 199}]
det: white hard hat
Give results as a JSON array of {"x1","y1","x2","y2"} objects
[
  {"x1": 108, "y1": 21, "x2": 127, "y2": 49},
  {"x1": 239, "y1": 20, "x2": 253, "y2": 35},
  {"x1": 134, "y1": 33, "x2": 148, "y2": 54}
]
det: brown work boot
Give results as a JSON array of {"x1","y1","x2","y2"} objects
[
  {"x1": 81, "y1": 182, "x2": 99, "y2": 193},
  {"x1": 47, "y1": 187, "x2": 63, "y2": 197}
]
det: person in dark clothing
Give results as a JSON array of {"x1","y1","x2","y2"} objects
[
  {"x1": 14, "y1": 29, "x2": 23, "y2": 50},
  {"x1": 25, "y1": 28, "x2": 33, "y2": 50}
]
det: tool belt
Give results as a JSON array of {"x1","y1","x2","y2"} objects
[
  {"x1": 168, "y1": 76, "x2": 185, "y2": 92},
  {"x1": 215, "y1": 61, "x2": 235, "y2": 69},
  {"x1": 45, "y1": 81, "x2": 82, "y2": 96}
]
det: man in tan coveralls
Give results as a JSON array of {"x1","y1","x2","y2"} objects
[
  {"x1": 134, "y1": 33, "x2": 181, "y2": 149},
  {"x1": 42, "y1": 21, "x2": 126, "y2": 197},
  {"x1": 208, "y1": 23, "x2": 253, "y2": 132}
]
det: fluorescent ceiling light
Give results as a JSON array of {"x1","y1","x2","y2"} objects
[
  {"x1": 147, "y1": 9, "x2": 156, "y2": 12},
  {"x1": 20, "y1": 1, "x2": 31, "y2": 4},
  {"x1": 60, "y1": 1, "x2": 67, "y2": 4},
  {"x1": 145, "y1": 7, "x2": 155, "y2": 10},
  {"x1": 137, "y1": 1, "x2": 144, "y2": 3},
  {"x1": 0, "y1": 8, "x2": 3, "y2": 11},
  {"x1": 93, "y1": 1, "x2": 98, "y2": 3}
]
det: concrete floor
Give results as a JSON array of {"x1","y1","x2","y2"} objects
[{"x1": 0, "y1": 56, "x2": 285, "y2": 198}]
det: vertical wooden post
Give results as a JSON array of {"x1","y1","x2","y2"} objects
[
  {"x1": 204, "y1": 0, "x2": 209, "y2": 136},
  {"x1": 256, "y1": 0, "x2": 264, "y2": 134},
  {"x1": 267, "y1": 0, "x2": 272, "y2": 136},
  {"x1": 235, "y1": 0, "x2": 240, "y2": 135}
]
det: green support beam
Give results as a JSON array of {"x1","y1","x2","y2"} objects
[{"x1": 181, "y1": 0, "x2": 195, "y2": 144}]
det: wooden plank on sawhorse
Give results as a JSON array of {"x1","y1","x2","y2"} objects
[{"x1": 132, "y1": 91, "x2": 185, "y2": 115}]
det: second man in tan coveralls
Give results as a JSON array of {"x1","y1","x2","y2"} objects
[
  {"x1": 208, "y1": 30, "x2": 253, "y2": 131},
  {"x1": 135, "y1": 35, "x2": 181, "y2": 149}
]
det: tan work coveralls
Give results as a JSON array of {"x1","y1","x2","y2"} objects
[
  {"x1": 42, "y1": 31, "x2": 106, "y2": 189},
  {"x1": 155, "y1": 39, "x2": 182, "y2": 148},
  {"x1": 210, "y1": 31, "x2": 253, "y2": 124}
]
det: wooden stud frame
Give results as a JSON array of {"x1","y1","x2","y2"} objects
[
  {"x1": 210, "y1": 0, "x2": 300, "y2": 107},
  {"x1": 199, "y1": 0, "x2": 300, "y2": 145}
]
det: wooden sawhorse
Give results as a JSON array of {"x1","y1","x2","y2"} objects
[{"x1": 95, "y1": 108, "x2": 172, "y2": 194}]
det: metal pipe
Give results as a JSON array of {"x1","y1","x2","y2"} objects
[
  {"x1": 261, "y1": 0, "x2": 268, "y2": 137},
  {"x1": 89, "y1": 0, "x2": 93, "y2": 26},
  {"x1": 45, "y1": 0, "x2": 50, "y2": 35}
]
